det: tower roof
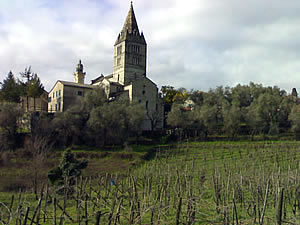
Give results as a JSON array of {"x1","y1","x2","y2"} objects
[
  {"x1": 122, "y1": 2, "x2": 139, "y2": 35},
  {"x1": 76, "y1": 59, "x2": 84, "y2": 73},
  {"x1": 115, "y1": 2, "x2": 146, "y2": 45}
]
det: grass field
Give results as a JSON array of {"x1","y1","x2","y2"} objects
[
  {"x1": 0, "y1": 141, "x2": 299, "y2": 224},
  {"x1": 0, "y1": 145, "x2": 151, "y2": 193}
]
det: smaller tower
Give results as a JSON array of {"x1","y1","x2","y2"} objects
[
  {"x1": 74, "y1": 60, "x2": 86, "y2": 84},
  {"x1": 292, "y1": 88, "x2": 298, "y2": 98}
]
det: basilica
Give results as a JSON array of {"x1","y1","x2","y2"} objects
[{"x1": 48, "y1": 3, "x2": 164, "y2": 130}]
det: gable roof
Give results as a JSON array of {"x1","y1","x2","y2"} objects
[
  {"x1": 91, "y1": 74, "x2": 113, "y2": 84},
  {"x1": 59, "y1": 80, "x2": 94, "y2": 88},
  {"x1": 91, "y1": 74, "x2": 104, "y2": 84},
  {"x1": 49, "y1": 80, "x2": 94, "y2": 93}
]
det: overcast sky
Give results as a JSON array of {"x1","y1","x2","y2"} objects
[{"x1": 1, "y1": 0, "x2": 300, "y2": 93}]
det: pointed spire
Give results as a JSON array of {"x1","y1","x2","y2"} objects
[
  {"x1": 122, "y1": 2, "x2": 139, "y2": 35},
  {"x1": 115, "y1": 2, "x2": 146, "y2": 45}
]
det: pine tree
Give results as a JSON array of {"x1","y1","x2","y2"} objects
[
  {"x1": 48, "y1": 148, "x2": 88, "y2": 195},
  {"x1": 20, "y1": 66, "x2": 44, "y2": 97},
  {"x1": 0, "y1": 71, "x2": 22, "y2": 103},
  {"x1": 26, "y1": 73, "x2": 44, "y2": 97}
]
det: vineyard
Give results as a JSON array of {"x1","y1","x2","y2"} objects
[{"x1": 0, "y1": 141, "x2": 299, "y2": 224}]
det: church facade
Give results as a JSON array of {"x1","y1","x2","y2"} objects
[{"x1": 48, "y1": 3, "x2": 164, "y2": 131}]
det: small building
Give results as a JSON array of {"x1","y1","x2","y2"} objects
[
  {"x1": 183, "y1": 98, "x2": 195, "y2": 111},
  {"x1": 20, "y1": 90, "x2": 48, "y2": 112}
]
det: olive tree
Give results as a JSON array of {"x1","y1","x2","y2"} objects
[
  {"x1": 288, "y1": 105, "x2": 300, "y2": 140},
  {"x1": 0, "y1": 103, "x2": 23, "y2": 151},
  {"x1": 223, "y1": 103, "x2": 241, "y2": 140}
]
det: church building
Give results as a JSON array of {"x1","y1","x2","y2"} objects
[{"x1": 48, "y1": 3, "x2": 164, "y2": 131}]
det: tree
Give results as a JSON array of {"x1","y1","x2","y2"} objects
[
  {"x1": 167, "y1": 104, "x2": 194, "y2": 139},
  {"x1": 167, "y1": 104, "x2": 188, "y2": 128},
  {"x1": 231, "y1": 84, "x2": 252, "y2": 108},
  {"x1": 19, "y1": 67, "x2": 44, "y2": 97},
  {"x1": 146, "y1": 111, "x2": 162, "y2": 131},
  {"x1": 0, "y1": 71, "x2": 22, "y2": 103},
  {"x1": 223, "y1": 103, "x2": 241, "y2": 140},
  {"x1": 161, "y1": 86, "x2": 189, "y2": 114},
  {"x1": 173, "y1": 88, "x2": 189, "y2": 103},
  {"x1": 0, "y1": 103, "x2": 23, "y2": 151},
  {"x1": 288, "y1": 105, "x2": 300, "y2": 140},
  {"x1": 81, "y1": 87, "x2": 107, "y2": 112},
  {"x1": 20, "y1": 66, "x2": 34, "y2": 82},
  {"x1": 26, "y1": 112, "x2": 55, "y2": 198},
  {"x1": 199, "y1": 103, "x2": 219, "y2": 138},
  {"x1": 246, "y1": 101, "x2": 263, "y2": 140},
  {"x1": 88, "y1": 100, "x2": 145, "y2": 146},
  {"x1": 126, "y1": 102, "x2": 146, "y2": 138},
  {"x1": 245, "y1": 89, "x2": 290, "y2": 139},
  {"x1": 82, "y1": 88, "x2": 145, "y2": 146},
  {"x1": 52, "y1": 107, "x2": 87, "y2": 147},
  {"x1": 189, "y1": 90, "x2": 204, "y2": 106},
  {"x1": 161, "y1": 86, "x2": 177, "y2": 104},
  {"x1": 26, "y1": 73, "x2": 44, "y2": 97},
  {"x1": 48, "y1": 148, "x2": 88, "y2": 195}
]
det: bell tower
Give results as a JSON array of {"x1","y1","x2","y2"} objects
[
  {"x1": 74, "y1": 60, "x2": 86, "y2": 84},
  {"x1": 113, "y1": 2, "x2": 147, "y2": 85}
]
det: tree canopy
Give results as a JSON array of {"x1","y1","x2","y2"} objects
[
  {"x1": 0, "y1": 71, "x2": 22, "y2": 103},
  {"x1": 165, "y1": 83, "x2": 296, "y2": 140},
  {"x1": 0, "y1": 67, "x2": 45, "y2": 103}
]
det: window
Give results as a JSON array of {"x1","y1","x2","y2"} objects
[
  {"x1": 56, "y1": 91, "x2": 58, "y2": 97},
  {"x1": 142, "y1": 90, "x2": 145, "y2": 95},
  {"x1": 55, "y1": 104, "x2": 57, "y2": 111},
  {"x1": 136, "y1": 45, "x2": 140, "y2": 53},
  {"x1": 146, "y1": 101, "x2": 148, "y2": 110},
  {"x1": 117, "y1": 46, "x2": 122, "y2": 55},
  {"x1": 53, "y1": 92, "x2": 55, "y2": 98},
  {"x1": 133, "y1": 57, "x2": 140, "y2": 65},
  {"x1": 130, "y1": 45, "x2": 140, "y2": 53},
  {"x1": 117, "y1": 57, "x2": 121, "y2": 66},
  {"x1": 59, "y1": 90, "x2": 61, "y2": 96},
  {"x1": 58, "y1": 103, "x2": 61, "y2": 111},
  {"x1": 78, "y1": 91, "x2": 83, "y2": 96},
  {"x1": 48, "y1": 97, "x2": 51, "y2": 102}
]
